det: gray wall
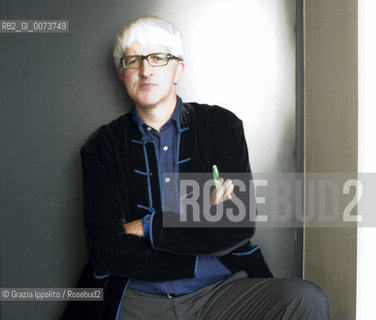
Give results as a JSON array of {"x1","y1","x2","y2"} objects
[
  {"x1": 303, "y1": 0, "x2": 358, "y2": 319},
  {"x1": 0, "y1": 1, "x2": 298, "y2": 319}
]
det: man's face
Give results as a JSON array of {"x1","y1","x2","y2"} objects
[{"x1": 118, "y1": 41, "x2": 184, "y2": 110}]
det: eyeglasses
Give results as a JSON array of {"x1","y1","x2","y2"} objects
[{"x1": 120, "y1": 53, "x2": 182, "y2": 69}]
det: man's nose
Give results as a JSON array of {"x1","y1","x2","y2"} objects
[{"x1": 139, "y1": 58, "x2": 153, "y2": 77}]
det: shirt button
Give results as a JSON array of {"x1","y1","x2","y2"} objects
[
  {"x1": 165, "y1": 177, "x2": 170, "y2": 183},
  {"x1": 163, "y1": 146, "x2": 168, "y2": 151},
  {"x1": 146, "y1": 127, "x2": 152, "y2": 132}
]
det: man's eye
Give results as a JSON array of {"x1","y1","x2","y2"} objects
[
  {"x1": 127, "y1": 58, "x2": 139, "y2": 66},
  {"x1": 150, "y1": 55, "x2": 166, "y2": 63}
]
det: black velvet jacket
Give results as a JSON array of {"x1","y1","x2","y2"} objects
[{"x1": 62, "y1": 102, "x2": 272, "y2": 320}]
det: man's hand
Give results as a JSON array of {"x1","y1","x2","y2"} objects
[
  {"x1": 124, "y1": 219, "x2": 144, "y2": 237},
  {"x1": 210, "y1": 177, "x2": 234, "y2": 207}
]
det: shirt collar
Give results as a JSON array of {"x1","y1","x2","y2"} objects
[{"x1": 132, "y1": 96, "x2": 181, "y2": 133}]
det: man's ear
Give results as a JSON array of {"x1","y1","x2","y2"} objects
[
  {"x1": 118, "y1": 68, "x2": 124, "y2": 82},
  {"x1": 174, "y1": 61, "x2": 185, "y2": 85}
]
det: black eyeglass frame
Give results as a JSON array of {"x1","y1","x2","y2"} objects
[{"x1": 120, "y1": 53, "x2": 182, "y2": 69}]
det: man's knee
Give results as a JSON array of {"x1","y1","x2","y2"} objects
[
  {"x1": 280, "y1": 278, "x2": 329, "y2": 319},
  {"x1": 293, "y1": 279, "x2": 328, "y2": 307}
]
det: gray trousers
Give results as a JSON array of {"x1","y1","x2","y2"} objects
[{"x1": 119, "y1": 271, "x2": 330, "y2": 320}]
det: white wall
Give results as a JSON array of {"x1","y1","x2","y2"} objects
[
  {"x1": 357, "y1": 1, "x2": 376, "y2": 319},
  {"x1": 152, "y1": 0, "x2": 298, "y2": 277},
  {"x1": 172, "y1": 0, "x2": 296, "y2": 173}
]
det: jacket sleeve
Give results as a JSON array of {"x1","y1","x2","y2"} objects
[
  {"x1": 81, "y1": 145, "x2": 196, "y2": 280},
  {"x1": 149, "y1": 121, "x2": 256, "y2": 256}
]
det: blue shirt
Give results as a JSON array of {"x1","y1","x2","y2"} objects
[{"x1": 127, "y1": 97, "x2": 232, "y2": 295}]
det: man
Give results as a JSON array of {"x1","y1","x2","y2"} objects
[{"x1": 62, "y1": 16, "x2": 329, "y2": 319}]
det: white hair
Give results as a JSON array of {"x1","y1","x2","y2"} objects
[{"x1": 113, "y1": 16, "x2": 184, "y2": 69}]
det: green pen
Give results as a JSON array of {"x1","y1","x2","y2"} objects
[{"x1": 212, "y1": 165, "x2": 220, "y2": 190}]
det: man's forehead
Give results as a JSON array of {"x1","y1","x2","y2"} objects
[{"x1": 125, "y1": 41, "x2": 169, "y2": 55}]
